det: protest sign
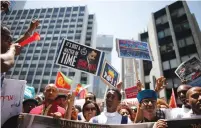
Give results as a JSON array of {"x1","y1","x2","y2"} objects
[
  {"x1": 1, "y1": 79, "x2": 26, "y2": 126},
  {"x1": 18, "y1": 114, "x2": 154, "y2": 128},
  {"x1": 56, "y1": 39, "x2": 105, "y2": 76},
  {"x1": 100, "y1": 61, "x2": 119, "y2": 88},
  {"x1": 175, "y1": 56, "x2": 201, "y2": 86},
  {"x1": 116, "y1": 39, "x2": 153, "y2": 61},
  {"x1": 125, "y1": 86, "x2": 138, "y2": 99}
]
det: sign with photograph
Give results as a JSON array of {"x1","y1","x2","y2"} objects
[
  {"x1": 55, "y1": 39, "x2": 105, "y2": 76},
  {"x1": 116, "y1": 39, "x2": 153, "y2": 61},
  {"x1": 1, "y1": 79, "x2": 26, "y2": 126},
  {"x1": 175, "y1": 56, "x2": 201, "y2": 86},
  {"x1": 100, "y1": 61, "x2": 120, "y2": 88},
  {"x1": 125, "y1": 86, "x2": 138, "y2": 99}
]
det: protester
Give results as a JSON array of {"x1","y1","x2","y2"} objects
[
  {"x1": 75, "y1": 105, "x2": 82, "y2": 113},
  {"x1": 55, "y1": 94, "x2": 67, "y2": 109},
  {"x1": 117, "y1": 104, "x2": 134, "y2": 122},
  {"x1": 29, "y1": 84, "x2": 65, "y2": 118},
  {"x1": 1, "y1": 0, "x2": 10, "y2": 14},
  {"x1": 89, "y1": 88, "x2": 132, "y2": 124},
  {"x1": 85, "y1": 92, "x2": 96, "y2": 102},
  {"x1": 23, "y1": 99, "x2": 38, "y2": 113},
  {"x1": 136, "y1": 89, "x2": 165, "y2": 123},
  {"x1": 130, "y1": 106, "x2": 137, "y2": 122},
  {"x1": 35, "y1": 93, "x2": 44, "y2": 105},
  {"x1": 82, "y1": 101, "x2": 100, "y2": 122},
  {"x1": 71, "y1": 106, "x2": 79, "y2": 120},
  {"x1": 183, "y1": 86, "x2": 201, "y2": 118}
]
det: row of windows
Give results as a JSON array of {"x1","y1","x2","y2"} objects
[
  {"x1": 158, "y1": 28, "x2": 171, "y2": 39},
  {"x1": 177, "y1": 36, "x2": 194, "y2": 48}
]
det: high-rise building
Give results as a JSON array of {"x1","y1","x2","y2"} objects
[
  {"x1": 139, "y1": 1, "x2": 201, "y2": 101},
  {"x1": 1, "y1": 6, "x2": 97, "y2": 93},
  {"x1": 93, "y1": 35, "x2": 113, "y2": 98},
  {"x1": 10, "y1": 0, "x2": 27, "y2": 10}
]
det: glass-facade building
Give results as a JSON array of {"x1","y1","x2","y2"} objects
[{"x1": 1, "y1": 6, "x2": 97, "y2": 93}]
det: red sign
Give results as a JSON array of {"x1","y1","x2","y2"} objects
[{"x1": 125, "y1": 86, "x2": 138, "y2": 99}]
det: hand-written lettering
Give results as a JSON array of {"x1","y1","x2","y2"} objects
[
  {"x1": 1, "y1": 95, "x2": 14, "y2": 101},
  {"x1": 60, "y1": 52, "x2": 77, "y2": 67}
]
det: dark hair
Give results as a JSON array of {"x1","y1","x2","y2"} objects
[
  {"x1": 55, "y1": 94, "x2": 67, "y2": 100},
  {"x1": 23, "y1": 99, "x2": 38, "y2": 106},
  {"x1": 82, "y1": 101, "x2": 100, "y2": 119},
  {"x1": 117, "y1": 104, "x2": 134, "y2": 121},
  {"x1": 86, "y1": 92, "x2": 96, "y2": 102},
  {"x1": 107, "y1": 88, "x2": 122, "y2": 101},
  {"x1": 75, "y1": 105, "x2": 82, "y2": 113}
]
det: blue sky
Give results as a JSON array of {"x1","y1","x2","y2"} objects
[{"x1": 25, "y1": 0, "x2": 201, "y2": 78}]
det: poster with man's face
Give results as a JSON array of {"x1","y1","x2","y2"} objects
[
  {"x1": 55, "y1": 39, "x2": 105, "y2": 76},
  {"x1": 100, "y1": 61, "x2": 119, "y2": 88},
  {"x1": 175, "y1": 56, "x2": 201, "y2": 86}
]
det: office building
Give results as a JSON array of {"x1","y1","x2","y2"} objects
[
  {"x1": 1, "y1": 6, "x2": 97, "y2": 93},
  {"x1": 93, "y1": 35, "x2": 113, "y2": 98},
  {"x1": 139, "y1": 1, "x2": 201, "y2": 100}
]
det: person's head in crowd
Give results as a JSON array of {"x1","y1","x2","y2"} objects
[
  {"x1": 85, "y1": 92, "x2": 96, "y2": 102},
  {"x1": 23, "y1": 99, "x2": 38, "y2": 113},
  {"x1": 1, "y1": 1, "x2": 10, "y2": 14},
  {"x1": 82, "y1": 100, "x2": 100, "y2": 122},
  {"x1": 157, "y1": 98, "x2": 169, "y2": 109},
  {"x1": 117, "y1": 104, "x2": 134, "y2": 121},
  {"x1": 55, "y1": 94, "x2": 67, "y2": 109},
  {"x1": 87, "y1": 50, "x2": 97, "y2": 63},
  {"x1": 186, "y1": 86, "x2": 201, "y2": 115},
  {"x1": 1, "y1": 24, "x2": 12, "y2": 54},
  {"x1": 71, "y1": 106, "x2": 79, "y2": 120},
  {"x1": 137, "y1": 89, "x2": 158, "y2": 121},
  {"x1": 106, "y1": 88, "x2": 122, "y2": 113},
  {"x1": 177, "y1": 84, "x2": 192, "y2": 108},
  {"x1": 130, "y1": 106, "x2": 137, "y2": 121},
  {"x1": 35, "y1": 94, "x2": 44, "y2": 105},
  {"x1": 75, "y1": 105, "x2": 82, "y2": 113},
  {"x1": 43, "y1": 84, "x2": 58, "y2": 102}
]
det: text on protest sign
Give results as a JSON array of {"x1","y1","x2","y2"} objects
[
  {"x1": 100, "y1": 61, "x2": 119, "y2": 88},
  {"x1": 125, "y1": 86, "x2": 138, "y2": 99},
  {"x1": 1, "y1": 79, "x2": 26, "y2": 126},
  {"x1": 56, "y1": 39, "x2": 105, "y2": 76},
  {"x1": 116, "y1": 39, "x2": 153, "y2": 61},
  {"x1": 175, "y1": 56, "x2": 201, "y2": 86}
]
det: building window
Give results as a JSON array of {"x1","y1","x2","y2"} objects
[
  {"x1": 73, "y1": 7, "x2": 78, "y2": 11},
  {"x1": 181, "y1": 55, "x2": 189, "y2": 62},
  {"x1": 178, "y1": 39, "x2": 185, "y2": 48},
  {"x1": 185, "y1": 36, "x2": 194, "y2": 45},
  {"x1": 170, "y1": 58, "x2": 177, "y2": 68},
  {"x1": 162, "y1": 61, "x2": 170, "y2": 70}
]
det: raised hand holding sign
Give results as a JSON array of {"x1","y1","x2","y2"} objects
[{"x1": 155, "y1": 76, "x2": 167, "y2": 93}]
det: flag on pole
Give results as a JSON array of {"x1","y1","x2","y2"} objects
[
  {"x1": 75, "y1": 84, "x2": 90, "y2": 97},
  {"x1": 169, "y1": 88, "x2": 177, "y2": 108},
  {"x1": 55, "y1": 71, "x2": 73, "y2": 90}
]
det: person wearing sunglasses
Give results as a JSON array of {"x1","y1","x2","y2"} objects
[
  {"x1": 89, "y1": 88, "x2": 132, "y2": 124},
  {"x1": 82, "y1": 101, "x2": 100, "y2": 122},
  {"x1": 136, "y1": 89, "x2": 166, "y2": 123},
  {"x1": 117, "y1": 104, "x2": 134, "y2": 122}
]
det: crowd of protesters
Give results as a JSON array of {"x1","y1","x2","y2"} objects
[{"x1": 1, "y1": 1, "x2": 201, "y2": 128}]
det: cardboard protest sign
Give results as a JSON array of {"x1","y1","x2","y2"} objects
[
  {"x1": 116, "y1": 39, "x2": 153, "y2": 61},
  {"x1": 125, "y1": 86, "x2": 138, "y2": 99},
  {"x1": 1, "y1": 79, "x2": 26, "y2": 126},
  {"x1": 175, "y1": 56, "x2": 201, "y2": 86},
  {"x1": 18, "y1": 114, "x2": 154, "y2": 128},
  {"x1": 100, "y1": 61, "x2": 119, "y2": 88},
  {"x1": 56, "y1": 39, "x2": 105, "y2": 76}
]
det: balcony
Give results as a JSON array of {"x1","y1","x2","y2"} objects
[
  {"x1": 172, "y1": 14, "x2": 187, "y2": 24},
  {"x1": 161, "y1": 51, "x2": 176, "y2": 61},
  {"x1": 158, "y1": 36, "x2": 172, "y2": 46},
  {"x1": 163, "y1": 68, "x2": 177, "y2": 78},
  {"x1": 175, "y1": 29, "x2": 192, "y2": 40},
  {"x1": 179, "y1": 44, "x2": 197, "y2": 56}
]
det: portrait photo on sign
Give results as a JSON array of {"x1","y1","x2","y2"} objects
[
  {"x1": 55, "y1": 39, "x2": 104, "y2": 75},
  {"x1": 116, "y1": 39, "x2": 152, "y2": 61},
  {"x1": 100, "y1": 61, "x2": 119, "y2": 88}
]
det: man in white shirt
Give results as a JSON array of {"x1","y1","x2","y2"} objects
[
  {"x1": 167, "y1": 84, "x2": 192, "y2": 119},
  {"x1": 89, "y1": 88, "x2": 132, "y2": 124},
  {"x1": 183, "y1": 86, "x2": 201, "y2": 118}
]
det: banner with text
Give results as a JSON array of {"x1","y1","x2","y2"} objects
[
  {"x1": 175, "y1": 56, "x2": 201, "y2": 86},
  {"x1": 100, "y1": 61, "x2": 119, "y2": 88},
  {"x1": 56, "y1": 39, "x2": 105, "y2": 76},
  {"x1": 125, "y1": 86, "x2": 138, "y2": 99},
  {"x1": 116, "y1": 39, "x2": 152, "y2": 61},
  {"x1": 18, "y1": 114, "x2": 201, "y2": 128},
  {"x1": 1, "y1": 79, "x2": 26, "y2": 126}
]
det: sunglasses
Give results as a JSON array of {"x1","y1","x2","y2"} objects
[
  {"x1": 121, "y1": 112, "x2": 129, "y2": 116},
  {"x1": 85, "y1": 107, "x2": 96, "y2": 111},
  {"x1": 132, "y1": 108, "x2": 137, "y2": 113},
  {"x1": 141, "y1": 99, "x2": 156, "y2": 105}
]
